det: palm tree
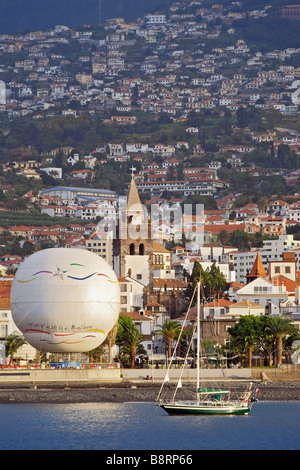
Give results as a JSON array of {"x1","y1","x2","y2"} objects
[
  {"x1": 121, "y1": 324, "x2": 146, "y2": 368},
  {"x1": 217, "y1": 229, "x2": 230, "y2": 254},
  {"x1": 154, "y1": 319, "x2": 182, "y2": 360},
  {"x1": 244, "y1": 334, "x2": 256, "y2": 368},
  {"x1": 264, "y1": 316, "x2": 299, "y2": 366},
  {"x1": 5, "y1": 333, "x2": 27, "y2": 365}
]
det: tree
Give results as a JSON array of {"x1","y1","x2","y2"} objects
[
  {"x1": 121, "y1": 326, "x2": 145, "y2": 368},
  {"x1": 218, "y1": 229, "x2": 230, "y2": 251},
  {"x1": 236, "y1": 106, "x2": 249, "y2": 128},
  {"x1": 228, "y1": 315, "x2": 300, "y2": 367},
  {"x1": 86, "y1": 344, "x2": 106, "y2": 363},
  {"x1": 229, "y1": 230, "x2": 251, "y2": 251},
  {"x1": 4, "y1": 333, "x2": 27, "y2": 365},
  {"x1": 154, "y1": 319, "x2": 182, "y2": 360},
  {"x1": 228, "y1": 316, "x2": 264, "y2": 367},
  {"x1": 185, "y1": 261, "x2": 230, "y2": 302},
  {"x1": 264, "y1": 316, "x2": 299, "y2": 366},
  {"x1": 116, "y1": 315, "x2": 146, "y2": 368}
]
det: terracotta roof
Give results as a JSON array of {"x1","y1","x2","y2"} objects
[
  {"x1": 271, "y1": 275, "x2": 299, "y2": 293},
  {"x1": 230, "y1": 300, "x2": 264, "y2": 308},
  {"x1": 121, "y1": 311, "x2": 153, "y2": 321},
  {"x1": 204, "y1": 224, "x2": 247, "y2": 233},
  {"x1": 152, "y1": 241, "x2": 170, "y2": 253},
  {"x1": 118, "y1": 277, "x2": 131, "y2": 283},
  {"x1": 153, "y1": 278, "x2": 188, "y2": 289},
  {"x1": 0, "y1": 280, "x2": 12, "y2": 309},
  {"x1": 230, "y1": 281, "x2": 244, "y2": 288},
  {"x1": 206, "y1": 215, "x2": 225, "y2": 221},
  {"x1": 0, "y1": 298, "x2": 10, "y2": 309},
  {"x1": 204, "y1": 299, "x2": 234, "y2": 307}
]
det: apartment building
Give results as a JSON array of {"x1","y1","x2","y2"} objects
[{"x1": 85, "y1": 232, "x2": 112, "y2": 266}]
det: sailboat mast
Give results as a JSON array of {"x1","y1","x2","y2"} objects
[{"x1": 196, "y1": 281, "x2": 200, "y2": 400}]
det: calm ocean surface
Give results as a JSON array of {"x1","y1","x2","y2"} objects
[{"x1": 0, "y1": 401, "x2": 299, "y2": 451}]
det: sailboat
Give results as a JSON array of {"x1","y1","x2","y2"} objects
[{"x1": 155, "y1": 282, "x2": 258, "y2": 415}]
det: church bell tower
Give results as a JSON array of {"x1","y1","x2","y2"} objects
[{"x1": 113, "y1": 168, "x2": 153, "y2": 288}]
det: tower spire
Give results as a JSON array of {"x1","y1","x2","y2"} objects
[
  {"x1": 127, "y1": 167, "x2": 143, "y2": 215},
  {"x1": 246, "y1": 252, "x2": 267, "y2": 283}
]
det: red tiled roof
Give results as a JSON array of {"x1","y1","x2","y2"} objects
[{"x1": 204, "y1": 299, "x2": 234, "y2": 307}]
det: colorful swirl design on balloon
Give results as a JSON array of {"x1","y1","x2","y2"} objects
[
  {"x1": 16, "y1": 263, "x2": 118, "y2": 284},
  {"x1": 25, "y1": 328, "x2": 106, "y2": 345}
]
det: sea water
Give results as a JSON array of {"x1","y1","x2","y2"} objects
[{"x1": 0, "y1": 401, "x2": 299, "y2": 451}]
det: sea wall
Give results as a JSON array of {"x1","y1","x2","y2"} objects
[
  {"x1": 250, "y1": 364, "x2": 300, "y2": 382},
  {"x1": 0, "y1": 366, "x2": 121, "y2": 384},
  {"x1": 123, "y1": 365, "x2": 300, "y2": 382},
  {"x1": 0, "y1": 364, "x2": 299, "y2": 385},
  {"x1": 122, "y1": 368, "x2": 252, "y2": 381}
]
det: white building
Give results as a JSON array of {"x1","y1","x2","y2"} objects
[
  {"x1": 262, "y1": 234, "x2": 300, "y2": 253},
  {"x1": 145, "y1": 14, "x2": 166, "y2": 24},
  {"x1": 85, "y1": 232, "x2": 112, "y2": 266},
  {"x1": 235, "y1": 277, "x2": 289, "y2": 315},
  {"x1": 227, "y1": 299, "x2": 265, "y2": 317},
  {"x1": 40, "y1": 186, "x2": 117, "y2": 204},
  {"x1": 126, "y1": 143, "x2": 149, "y2": 153},
  {"x1": 40, "y1": 167, "x2": 62, "y2": 179},
  {"x1": 41, "y1": 205, "x2": 77, "y2": 218},
  {"x1": 203, "y1": 299, "x2": 234, "y2": 319},
  {"x1": 232, "y1": 243, "x2": 300, "y2": 284},
  {"x1": 119, "y1": 277, "x2": 144, "y2": 312},
  {"x1": 288, "y1": 202, "x2": 300, "y2": 223}
]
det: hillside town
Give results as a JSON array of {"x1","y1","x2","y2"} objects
[
  {"x1": 0, "y1": 1, "x2": 300, "y2": 367},
  {"x1": 1, "y1": 175, "x2": 300, "y2": 366},
  {"x1": 0, "y1": 4, "x2": 299, "y2": 122}
]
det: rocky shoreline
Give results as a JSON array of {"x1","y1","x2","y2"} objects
[{"x1": 0, "y1": 381, "x2": 299, "y2": 404}]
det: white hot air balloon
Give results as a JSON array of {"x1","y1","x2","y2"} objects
[{"x1": 10, "y1": 248, "x2": 120, "y2": 353}]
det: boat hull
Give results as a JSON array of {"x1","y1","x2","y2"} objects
[{"x1": 158, "y1": 403, "x2": 251, "y2": 415}]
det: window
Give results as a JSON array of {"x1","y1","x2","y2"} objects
[
  {"x1": 121, "y1": 296, "x2": 127, "y2": 304},
  {"x1": 121, "y1": 284, "x2": 127, "y2": 292},
  {"x1": 137, "y1": 274, "x2": 142, "y2": 280},
  {"x1": 139, "y1": 244, "x2": 144, "y2": 255},
  {"x1": 254, "y1": 286, "x2": 269, "y2": 293},
  {"x1": 130, "y1": 243, "x2": 135, "y2": 255},
  {"x1": 285, "y1": 266, "x2": 291, "y2": 274},
  {"x1": 275, "y1": 266, "x2": 280, "y2": 273},
  {"x1": 0, "y1": 325, "x2": 8, "y2": 336}
]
